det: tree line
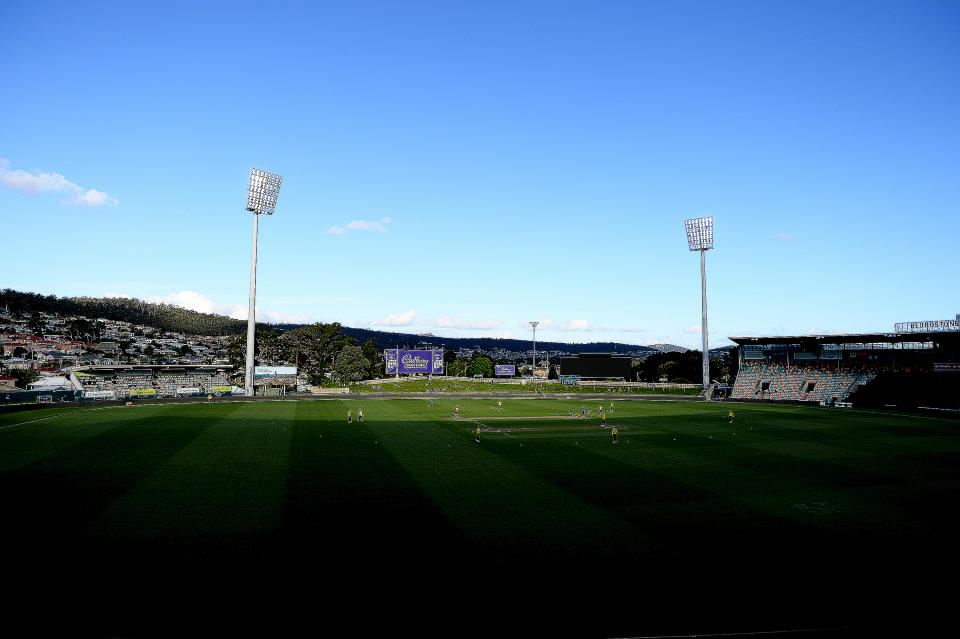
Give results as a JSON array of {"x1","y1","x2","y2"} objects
[{"x1": 1, "y1": 289, "x2": 249, "y2": 337}]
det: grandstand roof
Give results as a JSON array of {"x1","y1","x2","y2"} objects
[{"x1": 728, "y1": 331, "x2": 960, "y2": 346}]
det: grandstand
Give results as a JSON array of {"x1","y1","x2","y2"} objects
[
  {"x1": 71, "y1": 365, "x2": 233, "y2": 399},
  {"x1": 729, "y1": 325, "x2": 960, "y2": 407}
]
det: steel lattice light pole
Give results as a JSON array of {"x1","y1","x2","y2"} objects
[
  {"x1": 684, "y1": 217, "x2": 714, "y2": 395},
  {"x1": 244, "y1": 168, "x2": 283, "y2": 397}
]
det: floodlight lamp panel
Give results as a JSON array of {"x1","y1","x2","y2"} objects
[
  {"x1": 684, "y1": 216, "x2": 714, "y2": 251},
  {"x1": 246, "y1": 168, "x2": 283, "y2": 215}
]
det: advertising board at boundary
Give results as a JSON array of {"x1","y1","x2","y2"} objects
[{"x1": 385, "y1": 349, "x2": 444, "y2": 375}]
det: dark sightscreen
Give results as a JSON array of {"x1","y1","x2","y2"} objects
[{"x1": 559, "y1": 357, "x2": 631, "y2": 380}]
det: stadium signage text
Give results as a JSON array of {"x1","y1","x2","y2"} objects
[
  {"x1": 895, "y1": 317, "x2": 960, "y2": 334},
  {"x1": 933, "y1": 363, "x2": 960, "y2": 373},
  {"x1": 83, "y1": 390, "x2": 115, "y2": 399},
  {"x1": 494, "y1": 364, "x2": 516, "y2": 376},
  {"x1": 385, "y1": 349, "x2": 444, "y2": 374},
  {"x1": 255, "y1": 366, "x2": 297, "y2": 377}
]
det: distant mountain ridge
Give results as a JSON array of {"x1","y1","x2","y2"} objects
[
  {"x1": 2, "y1": 288, "x2": 658, "y2": 355},
  {"x1": 330, "y1": 325, "x2": 658, "y2": 355}
]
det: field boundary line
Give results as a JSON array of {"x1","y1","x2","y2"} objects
[{"x1": 0, "y1": 405, "x2": 124, "y2": 432}]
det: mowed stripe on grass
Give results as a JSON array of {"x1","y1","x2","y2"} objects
[{"x1": 1, "y1": 398, "x2": 958, "y2": 636}]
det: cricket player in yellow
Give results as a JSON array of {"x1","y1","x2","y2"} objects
[
  {"x1": 728, "y1": 410, "x2": 734, "y2": 424},
  {"x1": 475, "y1": 426, "x2": 481, "y2": 442},
  {"x1": 611, "y1": 426, "x2": 619, "y2": 444},
  {"x1": 347, "y1": 409, "x2": 352, "y2": 423}
]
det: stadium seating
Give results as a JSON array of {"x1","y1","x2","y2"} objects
[
  {"x1": 73, "y1": 367, "x2": 231, "y2": 398},
  {"x1": 732, "y1": 361, "x2": 882, "y2": 403}
]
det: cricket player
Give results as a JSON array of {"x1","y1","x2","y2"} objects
[
  {"x1": 611, "y1": 426, "x2": 619, "y2": 444},
  {"x1": 498, "y1": 400, "x2": 502, "y2": 410},
  {"x1": 347, "y1": 409, "x2": 352, "y2": 423},
  {"x1": 728, "y1": 409, "x2": 734, "y2": 424},
  {"x1": 358, "y1": 409, "x2": 364, "y2": 422},
  {"x1": 475, "y1": 426, "x2": 481, "y2": 442}
]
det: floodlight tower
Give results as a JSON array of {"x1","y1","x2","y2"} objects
[
  {"x1": 684, "y1": 217, "x2": 714, "y2": 395},
  {"x1": 244, "y1": 168, "x2": 283, "y2": 397},
  {"x1": 529, "y1": 321, "x2": 539, "y2": 379}
]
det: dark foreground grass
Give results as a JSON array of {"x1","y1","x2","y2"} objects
[{"x1": 1, "y1": 398, "x2": 958, "y2": 637}]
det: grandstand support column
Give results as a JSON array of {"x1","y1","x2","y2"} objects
[
  {"x1": 700, "y1": 248, "x2": 709, "y2": 393},
  {"x1": 244, "y1": 212, "x2": 259, "y2": 397}
]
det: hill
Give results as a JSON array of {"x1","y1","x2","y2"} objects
[{"x1": 2, "y1": 289, "x2": 656, "y2": 356}]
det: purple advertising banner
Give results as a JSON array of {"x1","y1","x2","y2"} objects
[
  {"x1": 385, "y1": 349, "x2": 444, "y2": 374},
  {"x1": 494, "y1": 364, "x2": 516, "y2": 376}
]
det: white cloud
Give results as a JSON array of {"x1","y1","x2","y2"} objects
[
  {"x1": 375, "y1": 309, "x2": 418, "y2": 327},
  {"x1": 806, "y1": 328, "x2": 845, "y2": 336},
  {"x1": 557, "y1": 319, "x2": 589, "y2": 331},
  {"x1": 529, "y1": 318, "x2": 630, "y2": 333},
  {"x1": 327, "y1": 218, "x2": 393, "y2": 235},
  {"x1": 104, "y1": 290, "x2": 310, "y2": 324},
  {"x1": 65, "y1": 188, "x2": 119, "y2": 207},
  {"x1": 0, "y1": 158, "x2": 118, "y2": 207},
  {"x1": 434, "y1": 316, "x2": 502, "y2": 330},
  {"x1": 345, "y1": 219, "x2": 388, "y2": 232}
]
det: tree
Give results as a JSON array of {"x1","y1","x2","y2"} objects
[
  {"x1": 13, "y1": 346, "x2": 28, "y2": 358},
  {"x1": 726, "y1": 347, "x2": 740, "y2": 383},
  {"x1": 658, "y1": 361, "x2": 678, "y2": 381},
  {"x1": 445, "y1": 358, "x2": 468, "y2": 377},
  {"x1": 467, "y1": 356, "x2": 493, "y2": 378},
  {"x1": 284, "y1": 322, "x2": 357, "y2": 381},
  {"x1": 360, "y1": 339, "x2": 379, "y2": 379},
  {"x1": 548, "y1": 363, "x2": 558, "y2": 379},
  {"x1": 332, "y1": 345, "x2": 368, "y2": 384},
  {"x1": 12, "y1": 369, "x2": 40, "y2": 388},
  {"x1": 179, "y1": 344, "x2": 195, "y2": 356},
  {"x1": 28, "y1": 314, "x2": 45, "y2": 336}
]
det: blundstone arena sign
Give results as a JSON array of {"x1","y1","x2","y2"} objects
[{"x1": 895, "y1": 315, "x2": 960, "y2": 334}]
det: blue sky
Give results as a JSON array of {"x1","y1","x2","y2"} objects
[{"x1": 2, "y1": 0, "x2": 958, "y2": 347}]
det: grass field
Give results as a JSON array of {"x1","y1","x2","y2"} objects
[{"x1": 2, "y1": 398, "x2": 957, "y2": 637}]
